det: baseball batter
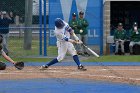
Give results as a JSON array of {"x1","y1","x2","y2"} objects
[{"x1": 40, "y1": 18, "x2": 86, "y2": 71}]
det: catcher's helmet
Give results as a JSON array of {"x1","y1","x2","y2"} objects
[{"x1": 55, "y1": 18, "x2": 64, "y2": 29}]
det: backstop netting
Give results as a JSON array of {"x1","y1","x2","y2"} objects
[
  {"x1": 0, "y1": 0, "x2": 58, "y2": 58},
  {"x1": 0, "y1": 0, "x2": 103, "y2": 58}
]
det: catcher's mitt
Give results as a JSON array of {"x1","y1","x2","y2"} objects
[
  {"x1": 14, "y1": 62, "x2": 24, "y2": 70},
  {"x1": 0, "y1": 62, "x2": 6, "y2": 70}
]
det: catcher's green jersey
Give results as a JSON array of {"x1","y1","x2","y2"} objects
[
  {"x1": 114, "y1": 29, "x2": 127, "y2": 40},
  {"x1": 69, "y1": 19, "x2": 79, "y2": 34},
  {"x1": 77, "y1": 18, "x2": 89, "y2": 35},
  {"x1": 129, "y1": 29, "x2": 140, "y2": 42}
]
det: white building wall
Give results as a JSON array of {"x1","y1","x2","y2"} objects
[{"x1": 33, "y1": 0, "x2": 49, "y2": 15}]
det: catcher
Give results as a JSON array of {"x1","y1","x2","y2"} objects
[{"x1": 0, "y1": 35, "x2": 24, "y2": 70}]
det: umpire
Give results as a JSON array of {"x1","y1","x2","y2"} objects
[
  {"x1": 77, "y1": 11, "x2": 89, "y2": 56},
  {"x1": 0, "y1": 11, "x2": 14, "y2": 55},
  {"x1": 0, "y1": 34, "x2": 24, "y2": 70}
]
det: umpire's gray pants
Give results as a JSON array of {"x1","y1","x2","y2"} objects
[{"x1": 1, "y1": 33, "x2": 9, "y2": 54}]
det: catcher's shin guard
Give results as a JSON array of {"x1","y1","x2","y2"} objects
[{"x1": 0, "y1": 62, "x2": 6, "y2": 70}]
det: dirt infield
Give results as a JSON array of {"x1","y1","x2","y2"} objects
[{"x1": 0, "y1": 66, "x2": 140, "y2": 85}]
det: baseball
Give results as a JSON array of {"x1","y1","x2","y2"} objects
[{"x1": 80, "y1": 29, "x2": 83, "y2": 33}]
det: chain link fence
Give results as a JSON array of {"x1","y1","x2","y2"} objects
[
  {"x1": 0, "y1": 0, "x2": 58, "y2": 58},
  {"x1": 0, "y1": 0, "x2": 102, "y2": 58}
]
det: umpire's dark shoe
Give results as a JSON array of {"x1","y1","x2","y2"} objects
[
  {"x1": 40, "y1": 65, "x2": 48, "y2": 70},
  {"x1": 78, "y1": 65, "x2": 87, "y2": 71}
]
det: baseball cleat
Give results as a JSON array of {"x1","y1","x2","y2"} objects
[
  {"x1": 40, "y1": 65, "x2": 48, "y2": 70},
  {"x1": 78, "y1": 65, "x2": 87, "y2": 71}
]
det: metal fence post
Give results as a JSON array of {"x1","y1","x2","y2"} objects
[
  {"x1": 39, "y1": 0, "x2": 42, "y2": 55},
  {"x1": 44, "y1": 0, "x2": 47, "y2": 56}
]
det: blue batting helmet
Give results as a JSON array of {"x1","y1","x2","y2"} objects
[{"x1": 55, "y1": 18, "x2": 64, "y2": 29}]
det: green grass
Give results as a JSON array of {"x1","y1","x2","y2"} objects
[
  {"x1": 0, "y1": 55, "x2": 139, "y2": 62},
  {"x1": 82, "y1": 55, "x2": 140, "y2": 62},
  {"x1": 8, "y1": 37, "x2": 57, "y2": 57},
  {"x1": 4, "y1": 37, "x2": 140, "y2": 62},
  {"x1": 0, "y1": 57, "x2": 52, "y2": 62}
]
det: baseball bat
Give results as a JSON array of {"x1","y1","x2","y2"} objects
[{"x1": 82, "y1": 44, "x2": 100, "y2": 58}]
